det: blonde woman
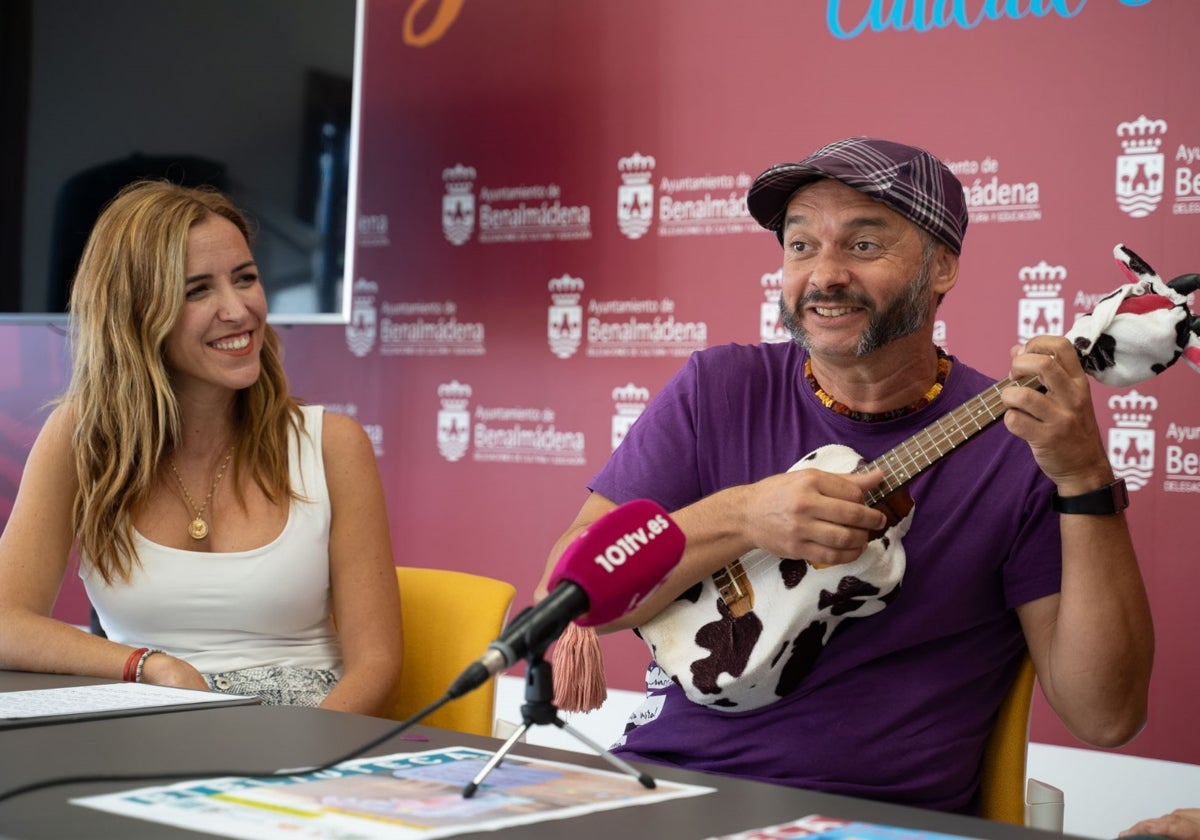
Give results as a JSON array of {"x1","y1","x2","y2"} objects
[{"x1": 0, "y1": 181, "x2": 402, "y2": 714}]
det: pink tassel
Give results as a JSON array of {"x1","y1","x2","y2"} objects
[{"x1": 551, "y1": 622, "x2": 608, "y2": 712}]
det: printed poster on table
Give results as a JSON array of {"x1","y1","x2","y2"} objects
[
  {"x1": 707, "y1": 813, "x2": 985, "y2": 840},
  {"x1": 72, "y1": 746, "x2": 714, "y2": 839}
]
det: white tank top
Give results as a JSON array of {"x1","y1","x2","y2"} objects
[{"x1": 82, "y1": 405, "x2": 341, "y2": 673}]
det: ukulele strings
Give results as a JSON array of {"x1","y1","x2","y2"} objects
[{"x1": 725, "y1": 375, "x2": 1039, "y2": 584}]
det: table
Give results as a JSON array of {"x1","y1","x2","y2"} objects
[{"x1": 0, "y1": 671, "x2": 1060, "y2": 840}]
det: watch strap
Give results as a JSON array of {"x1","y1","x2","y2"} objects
[{"x1": 1051, "y1": 478, "x2": 1129, "y2": 515}]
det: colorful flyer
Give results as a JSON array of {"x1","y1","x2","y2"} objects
[{"x1": 72, "y1": 746, "x2": 714, "y2": 839}]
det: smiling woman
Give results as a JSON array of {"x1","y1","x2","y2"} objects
[
  {"x1": 164, "y1": 215, "x2": 269, "y2": 398},
  {"x1": 0, "y1": 181, "x2": 404, "y2": 716}
]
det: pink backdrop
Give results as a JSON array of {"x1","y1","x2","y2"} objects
[{"x1": 3, "y1": 0, "x2": 1198, "y2": 766}]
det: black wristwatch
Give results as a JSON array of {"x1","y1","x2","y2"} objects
[{"x1": 1051, "y1": 478, "x2": 1129, "y2": 515}]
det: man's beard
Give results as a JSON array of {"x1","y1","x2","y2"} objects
[{"x1": 779, "y1": 258, "x2": 933, "y2": 356}]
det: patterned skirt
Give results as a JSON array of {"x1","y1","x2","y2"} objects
[{"x1": 204, "y1": 666, "x2": 340, "y2": 707}]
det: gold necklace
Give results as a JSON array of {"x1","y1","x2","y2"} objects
[{"x1": 168, "y1": 448, "x2": 234, "y2": 540}]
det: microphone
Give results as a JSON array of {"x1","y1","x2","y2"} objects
[{"x1": 445, "y1": 499, "x2": 685, "y2": 699}]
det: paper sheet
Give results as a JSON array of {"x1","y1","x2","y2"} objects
[{"x1": 0, "y1": 682, "x2": 254, "y2": 720}]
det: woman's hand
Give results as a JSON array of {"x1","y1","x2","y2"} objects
[{"x1": 139, "y1": 652, "x2": 209, "y2": 691}]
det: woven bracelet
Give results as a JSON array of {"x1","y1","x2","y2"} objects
[{"x1": 133, "y1": 648, "x2": 164, "y2": 683}]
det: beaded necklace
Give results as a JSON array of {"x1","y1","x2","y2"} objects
[{"x1": 805, "y1": 349, "x2": 952, "y2": 423}]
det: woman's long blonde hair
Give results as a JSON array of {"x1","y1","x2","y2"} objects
[{"x1": 66, "y1": 180, "x2": 301, "y2": 583}]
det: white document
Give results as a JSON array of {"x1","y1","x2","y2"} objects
[{"x1": 0, "y1": 682, "x2": 254, "y2": 720}]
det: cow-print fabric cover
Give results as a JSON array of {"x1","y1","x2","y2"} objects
[
  {"x1": 637, "y1": 443, "x2": 912, "y2": 712},
  {"x1": 636, "y1": 243, "x2": 1195, "y2": 713},
  {"x1": 1065, "y1": 244, "x2": 1200, "y2": 386}
]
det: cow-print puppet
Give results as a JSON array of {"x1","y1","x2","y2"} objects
[{"x1": 1065, "y1": 244, "x2": 1200, "y2": 386}]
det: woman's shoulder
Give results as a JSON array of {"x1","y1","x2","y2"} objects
[
  {"x1": 17, "y1": 403, "x2": 81, "y2": 496},
  {"x1": 36, "y1": 402, "x2": 79, "y2": 449},
  {"x1": 312, "y1": 409, "x2": 380, "y2": 504},
  {"x1": 311, "y1": 407, "x2": 373, "y2": 459}
]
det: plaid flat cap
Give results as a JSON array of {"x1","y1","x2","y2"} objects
[{"x1": 746, "y1": 137, "x2": 968, "y2": 254}]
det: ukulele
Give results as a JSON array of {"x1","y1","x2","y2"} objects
[
  {"x1": 638, "y1": 372, "x2": 1042, "y2": 711},
  {"x1": 711, "y1": 372, "x2": 1041, "y2": 617}
]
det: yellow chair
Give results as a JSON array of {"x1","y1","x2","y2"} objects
[
  {"x1": 978, "y1": 651, "x2": 1064, "y2": 829},
  {"x1": 389, "y1": 566, "x2": 516, "y2": 737}
]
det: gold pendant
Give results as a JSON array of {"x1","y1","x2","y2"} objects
[{"x1": 188, "y1": 517, "x2": 209, "y2": 540}]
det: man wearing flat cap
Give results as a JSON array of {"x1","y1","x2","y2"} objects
[{"x1": 540, "y1": 137, "x2": 1152, "y2": 814}]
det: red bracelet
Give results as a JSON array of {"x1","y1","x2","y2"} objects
[{"x1": 123, "y1": 647, "x2": 149, "y2": 682}]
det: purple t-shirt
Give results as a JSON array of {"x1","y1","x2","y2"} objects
[{"x1": 591, "y1": 341, "x2": 1061, "y2": 814}]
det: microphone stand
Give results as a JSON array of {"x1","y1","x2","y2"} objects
[{"x1": 462, "y1": 645, "x2": 656, "y2": 798}]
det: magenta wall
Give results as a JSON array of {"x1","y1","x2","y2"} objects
[{"x1": 3, "y1": 0, "x2": 1198, "y2": 766}]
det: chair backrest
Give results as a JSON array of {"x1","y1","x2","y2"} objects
[
  {"x1": 390, "y1": 566, "x2": 516, "y2": 736},
  {"x1": 978, "y1": 651, "x2": 1036, "y2": 824}
]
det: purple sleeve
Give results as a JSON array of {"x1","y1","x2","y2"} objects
[
  {"x1": 1002, "y1": 469, "x2": 1062, "y2": 609},
  {"x1": 589, "y1": 355, "x2": 704, "y2": 512}
]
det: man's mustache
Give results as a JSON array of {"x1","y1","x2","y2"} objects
[{"x1": 798, "y1": 291, "x2": 873, "y2": 309}]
